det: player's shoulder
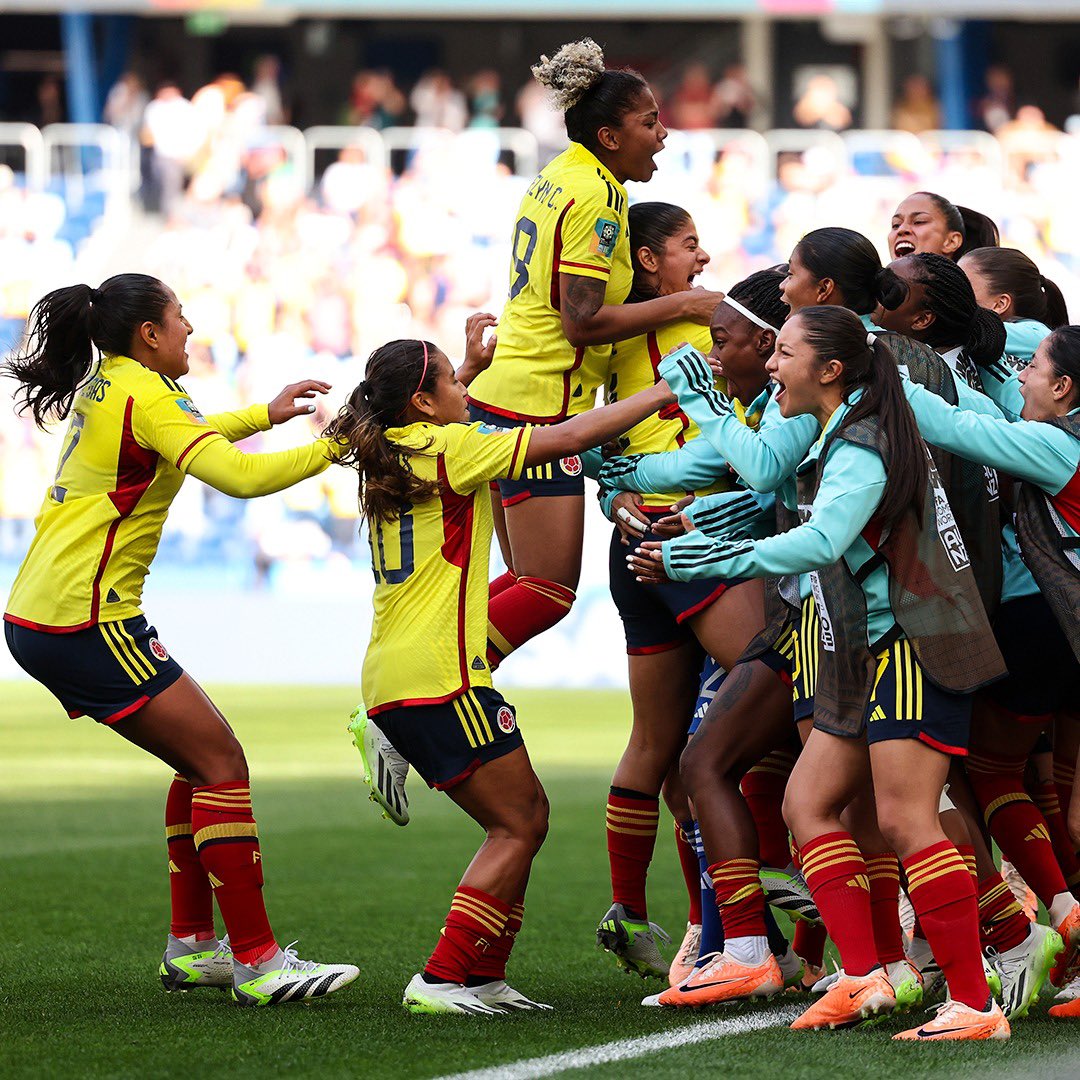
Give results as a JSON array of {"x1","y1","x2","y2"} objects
[
  {"x1": 545, "y1": 144, "x2": 621, "y2": 207},
  {"x1": 654, "y1": 320, "x2": 713, "y2": 355}
]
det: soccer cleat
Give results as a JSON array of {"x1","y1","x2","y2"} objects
[
  {"x1": 1054, "y1": 972, "x2": 1080, "y2": 1002},
  {"x1": 160, "y1": 935, "x2": 232, "y2": 991},
  {"x1": 348, "y1": 707, "x2": 409, "y2": 826},
  {"x1": 984, "y1": 952, "x2": 1002, "y2": 1002},
  {"x1": 669, "y1": 923, "x2": 702, "y2": 987},
  {"x1": 468, "y1": 979, "x2": 553, "y2": 1012},
  {"x1": 656, "y1": 950, "x2": 783, "y2": 1007},
  {"x1": 811, "y1": 965, "x2": 840, "y2": 994},
  {"x1": 1050, "y1": 904, "x2": 1080, "y2": 987},
  {"x1": 893, "y1": 997, "x2": 1010, "y2": 1041},
  {"x1": 596, "y1": 903, "x2": 671, "y2": 980},
  {"x1": 760, "y1": 865, "x2": 820, "y2": 923},
  {"x1": 790, "y1": 969, "x2": 895, "y2": 1030},
  {"x1": 1048, "y1": 996, "x2": 1080, "y2": 1018},
  {"x1": 801, "y1": 963, "x2": 827, "y2": 991},
  {"x1": 886, "y1": 958, "x2": 924, "y2": 1012},
  {"x1": 231, "y1": 942, "x2": 359, "y2": 1006},
  {"x1": 990, "y1": 923, "x2": 1063, "y2": 1020},
  {"x1": 776, "y1": 944, "x2": 807, "y2": 990},
  {"x1": 402, "y1": 974, "x2": 501, "y2": 1015},
  {"x1": 905, "y1": 935, "x2": 946, "y2": 1001}
]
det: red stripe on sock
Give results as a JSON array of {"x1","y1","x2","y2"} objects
[
  {"x1": 470, "y1": 898, "x2": 525, "y2": 981},
  {"x1": 977, "y1": 872, "x2": 1031, "y2": 954},
  {"x1": 486, "y1": 576, "x2": 575, "y2": 669},
  {"x1": 865, "y1": 851, "x2": 906, "y2": 966}
]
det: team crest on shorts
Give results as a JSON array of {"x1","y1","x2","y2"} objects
[
  {"x1": 560, "y1": 455, "x2": 583, "y2": 477},
  {"x1": 149, "y1": 638, "x2": 169, "y2": 662},
  {"x1": 496, "y1": 706, "x2": 517, "y2": 734}
]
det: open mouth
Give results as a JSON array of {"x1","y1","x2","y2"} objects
[
  {"x1": 688, "y1": 270, "x2": 702, "y2": 285},
  {"x1": 894, "y1": 239, "x2": 916, "y2": 257},
  {"x1": 771, "y1": 375, "x2": 786, "y2": 403}
]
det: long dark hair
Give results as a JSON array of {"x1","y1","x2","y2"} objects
[
  {"x1": 325, "y1": 339, "x2": 441, "y2": 524},
  {"x1": 794, "y1": 227, "x2": 905, "y2": 315},
  {"x1": 531, "y1": 39, "x2": 648, "y2": 153},
  {"x1": 892, "y1": 252, "x2": 1006, "y2": 364},
  {"x1": 962, "y1": 246, "x2": 1069, "y2": 329},
  {"x1": 798, "y1": 305, "x2": 927, "y2": 529},
  {"x1": 4, "y1": 273, "x2": 172, "y2": 427},
  {"x1": 914, "y1": 191, "x2": 1000, "y2": 259},
  {"x1": 626, "y1": 201, "x2": 691, "y2": 302},
  {"x1": 1044, "y1": 325, "x2": 1080, "y2": 409}
]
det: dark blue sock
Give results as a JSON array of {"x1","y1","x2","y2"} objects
[{"x1": 692, "y1": 820, "x2": 724, "y2": 963}]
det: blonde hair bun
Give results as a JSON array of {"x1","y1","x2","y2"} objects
[{"x1": 531, "y1": 38, "x2": 606, "y2": 111}]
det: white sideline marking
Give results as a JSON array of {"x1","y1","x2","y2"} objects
[{"x1": 431, "y1": 1004, "x2": 802, "y2": 1080}]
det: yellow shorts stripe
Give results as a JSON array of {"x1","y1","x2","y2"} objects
[
  {"x1": 452, "y1": 698, "x2": 479, "y2": 748},
  {"x1": 104, "y1": 621, "x2": 153, "y2": 681},
  {"x1": 464, "y1": 691, "x2": 494, "y2": 743},
  {"x1": 100, "y1": 624, "x2": 141, "y2": 684},
  {"x1": 115, "y1": 620, "x2": 156, "y2": 678}
]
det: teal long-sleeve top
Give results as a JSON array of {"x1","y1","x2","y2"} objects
[{"x1": 660, "y1": 395, "x2": 897, "y2": 644}]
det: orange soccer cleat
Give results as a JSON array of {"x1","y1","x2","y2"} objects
[
  {"x1": 1048, "y1": 996, "x2": 1080, "y2": 1018},
  {"x1": 668, "y1": 923, "x2": 702, "y2": 988},
  {"x1": 790, "y1": 969, "x2": 895, "y2": 1030},
  {"x1": 1051, "y1": 904, "x2": 1080, "y2": 987},
  {"x1": 656, "y1": 950, "x2": 783, "y2": 1007},
  {"x1": 893, "y1": 998, "x2": 1010, "y2": 1041}
]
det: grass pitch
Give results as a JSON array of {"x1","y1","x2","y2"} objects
[{"x1": 0, "y1": 681, "x2": 1075, "y2": 1079}]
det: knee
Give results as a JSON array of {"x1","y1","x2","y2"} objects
[
  {"x1": 874, "y1": 798, "x2": 926, "y2": 857},
  {"x1": 193, "y1": 735, "x2": 248, "y2": 787},
  {"x1": 679, "y1": 740, "x2": 713, "y2": 799},
  {"x1": 519, "y1": 783, "x2": 550, "y2": 854}
]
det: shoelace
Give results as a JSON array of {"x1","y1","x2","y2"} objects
[
  {"x1": 212, "y1": 935, "x2": 232, "y2": 961},
  {"x1": 278, "y1": 941, "x2": 324, "y2": 974},
  {"x1": 647, "y1": 921, "x2": 672, "y2": 947}
]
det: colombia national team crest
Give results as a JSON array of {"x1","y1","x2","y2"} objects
[
  {"x1": 149, "y1": 638, "x2": 170, "y2": 662},
  {"x1": 560, "y1": 455, "x2": 583, "y2": 477},
  {"x1": 496, "y1": 706, "x2": 517, "y2": 734}
]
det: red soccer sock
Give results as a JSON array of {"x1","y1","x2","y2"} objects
[
  {"x1": 489, "y1": 570, "x2": 517, "y2": 601},
  {"x1": 425, "y1": 886, "x2": 511, "y2": 984},
  {"x1": 709, "y1": 858, "x2": 768, "y2": 939},
  {"x1": 740, "y1": 750, "x2": 796, "y2": 869},
  {"x1": 967, "y1": 751, "x2": 1068, "y2": 905},
  {"x1": 468, "y1": 897, "x2": 525, "y2": 984},
  {"x1": 676, "y1": 820, "x2": 704, "y2": 925},
  {"x1": 800, "y1": 832, "x2": 878, "y2": 976},
  {"x1": 486, "y1": 576, "x2": 575, "y2": 669},
  {"x1": 165, "y1": 775, "x2": 214, "y2": 939},
  {"x1": 191, "y1": 781, "x2": 276, "y2": 966},
  {"x1": 956, "y1": 843, "x2": 978, "y2": 886},
  {"x1": 864, "y1": 851, "x2": 906, "y2": 966},
  {"x1": 1033, "y1": 780, "x2": 1080, "y2": 893},
  {"x1": 793, "y1": 920, "x2": 828, "y2": 968},
  {"x1": 606, "y1": 788, "x2": 660, "y2": 919},
  {"x1": 904, "y1": 842, "x2": 988, "y2": 1010},
  {"x1": 977, "y1": 872, "x2": 1031, "y2": 953}
]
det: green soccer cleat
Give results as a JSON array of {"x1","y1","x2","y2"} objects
[
  {"x1": 906, "y1": 934, "x2": 946, "y2": 1001},
  {"x1": 402, "y1": 974, "x2": 502, "y2": 1015},
  {"x1": 776, "y1": 944, "x2": 807, "y2": 990},
  {"x1": 991, "y1": 923, "x2": 1063, "y2": 1020},
  {"x1": 760, "y1": 864, "x2": 820, "y2": 923},
  {"x1": 160, "y1": 935, "x2": 232, "y2": 992},
  {"x1": 596, "y1": 903, "x2": 671, "y2": 980},
  {"x1": 348, "y1": 706, "x2": 410, "y2": 826},
  {"x1": 886, "y1": 958, "x2": 924, "y2": 1012},
  {"x1": 231, "y1": 942, "x2": 359, "y2": 1006}
]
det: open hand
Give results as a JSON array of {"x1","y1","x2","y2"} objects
[
  {"x1": 459, "y1": 312, "x2": 498, "y2": 385},
  {"x1": 625, "y1": 540, "x2": 669, "y2": 584},
  {"x1": 611, "y1": 492, "x2": 650, "y2": 546},
  {"x1": 268, "y1": 380, "x2": 332, "y2": 425}
]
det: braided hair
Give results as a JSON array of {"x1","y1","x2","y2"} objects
[
  {"x1": 728, "y1": 268, "x2": 790, "y2": 329},
  {"x1": 897, "y1": 252, "x2": 1006, "y2": 365}
]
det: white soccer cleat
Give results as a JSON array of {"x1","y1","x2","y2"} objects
[
  {"x1": 1055, "y1": 972, "x2": 1080, "y2": 1002},
  {"x1": 992, "y1": 923, "x2": 1064, "y2": 1019},
  {"x1": 160, "y1": 934, "x2": 232, "y2": 991},
  {"x1": 231, "y1": 942, "x2": 359, "y2": 1006},
  {"x1": 348, "y1": 706, "x2": 410, "y2": 825},
  {"x1": 468, "y1": 979, "x2": 553, "y2": 1011},
  {"x1": 402, "y1": 974, "x2": 502, "y2": 1015}
]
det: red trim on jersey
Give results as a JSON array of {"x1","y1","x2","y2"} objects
[
  {"x1": 675, "y1": 582, "x2": 730, "y2": 623},
  {"x1": 1052, "y1": 465, "x2": 1080, "y2": 534},
  {"x1": 549, "y1": 198, "x2": 575, "y2": 311},
  {"x1": 647, "y1": 331, "x2": 692, "y2": 433},
  {"x1": 507, "y1": 428, "x2": 527, "y2": 479},
  {"x1": 4, "y1": 612, "x2": 95, "y2": 633},
  {"x1": 918, "y1": 732, "x2": 968, "y2": 757},
  {"x1": 176, "y1": 431, "x2": 214, "y2": 470},
  {"x1": 437, "y1": 454, "x2": 476, "y2": 697},
  {"x1": 559, "y1": 260, "x2": 610, "y2": 274},
  {"x1": 367, "y1": 689, "x2": 469, "y2": 715},
  {"x1": 101, "y1": 695, "x2": 150, "y2": 725},
  {"x1": 559, "y1": 346, "x2": 586, "y2": 420}
]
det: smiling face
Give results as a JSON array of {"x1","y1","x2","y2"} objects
[
  {"x1": 888, "y1": 193, "x2": 963, "y2": 261},
  {"x1": 1018, "y1": 339, "x2": 1076, "y2": 422},
  {"x1": 135, "y1": 290, "x2": 193, "y2": 378},
  {"x1": 643, "y1": 216, "x2": 710, "y2": 297},
  {"x1": 607, "y1": 88, "x2": 667, "y2": 183},
  {"x1": 708, "y1": 303, "x2": 773, "y2": 403},
  {"x1": 871, "y1": 257, "x2": 934, "y2": 338},
  {"x1": 780, "y1": 247, "x2": 828, "y2": 313}
]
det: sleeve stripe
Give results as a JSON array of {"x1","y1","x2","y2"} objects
[
  {"x1": 176, "y1": 431, "x2": 214, "y2": 470},
  {"x1": 559, "y1": 260, "x2": 611, "y2": 274}
]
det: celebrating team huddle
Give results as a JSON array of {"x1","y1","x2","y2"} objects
[{"x1": 5, "y1": 36, "x2": 1080, "y2": 1045}]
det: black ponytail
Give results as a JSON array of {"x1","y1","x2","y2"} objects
[
  {"x1": 797, "y1": 305, "x2": 927, "y2": 529},
  {"x1": 794, "y1": 227, "x2": 904, "y2": 315},
  {"x1": 4, "y1": 273, "x2": 172, "y2": 428},
  {"x1": 962, "y1": 246, "x2": 1069, "y2": 330},
  {"x1": 627, "y1": 201, "x2": 692, "y2": 303},
  {"x1": 912, "y1": 191, "x2": 1000, "y2": 259},
  {"x1": 325, "y1": 339, "x2": 441, "y2": 523}
]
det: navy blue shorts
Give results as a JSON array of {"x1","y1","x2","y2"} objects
[
  {"x1": 373, "y1": 686, "x2": 524, "y2": 790},
  {"x1": 468, "y1": 403, "x2": 585, "y2": 504},
  {"x1": 5, "y1": 615, "x2": 184, "y2": 724},
  {"x1": 865, "y1": 638, "x2": 971, "y2": 756},
  {"x1": 985, "y1": 594, "x2": 1080, "y2": 719},
  {"x1": 791, "y1": 596, "x2": 818, "y2": 722},
  {"x1": 608, "y1": 519, "x2": 735, "y2": 654}
]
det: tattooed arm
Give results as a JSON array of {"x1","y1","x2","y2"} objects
[{"x1": 559, "y1": 273, "x2": 724, "y2": 348}]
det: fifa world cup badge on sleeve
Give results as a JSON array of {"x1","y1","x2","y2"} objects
[{"x1": 591, "y1": 218, "x2": 620, "y2": 258}]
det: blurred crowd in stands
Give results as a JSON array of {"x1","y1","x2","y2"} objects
[{"x1": 3, "y1": 56, "x2": 1080, "y2": 588}]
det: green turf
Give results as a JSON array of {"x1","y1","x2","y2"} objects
[{"x1": 0, "y1": 681, "x2": 1073, "y2": 1079}]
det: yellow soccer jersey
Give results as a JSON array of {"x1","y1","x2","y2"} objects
[
  {"x1": 607, "y1": 321, "x2": 734, "y2": 508},
  {"x1": 5, "y1": 355, "x2": 265, "y2": 631},
  {"x1": 468, "y1": 141, "x2": 633, "y2": 423},
  {"x1": 362, "y1": 420, "x2": 532, "y2": 714}
]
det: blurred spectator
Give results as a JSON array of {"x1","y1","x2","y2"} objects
[
  {"x1": 103, "y1": 72, "x2": 148, "y2": 140},
  {"x1": 252, "y1": 56, "x2": 287, "y2": 126},
  {"x1": 343, "y1": 70, "x2": 406, "y2": 129},
  {"x1": 35, "y1": 76, "x2": 64, "y2": 127},
  {"x1": 793, "y1": 74, "x2": 852, "y2": 131},
  {"x1": 714, "y1": 63, "x2": 756, "y2": 128},
  {"x1": 142, "y1": 83, "x2": 202, "y2": 216},
  {"x1": 977, "y1": 64, "x2": 1015, "y2": 133},
  {"x1": 410, "y1": 70, "x2": 468, "y2": 130},
  {"x1": 998, "y1": 103, "x2": 1059, "y2": 140},
  {"x1": 669, "y1": 63, "x2": 720, "y2": 130},
  {"x1": 516, "y1": 78, "x2": 567, "y2": 166},
  {"x1": 468, "y1": 70, "x2": 503, "y2": 129},
  {"x1": 890, "y1": 74, "x2": 942, "y2": 135}
]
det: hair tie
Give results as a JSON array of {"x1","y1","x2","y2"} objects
[
  {"x1": 867, "y1": 331, "x2": 878, "y2": 348},
  {"x1": 395, "y1": 340, "x2": 431, "y2": 420},
  {"x1": 88, "y1": 287, "x2": 100, "y2": 303}
]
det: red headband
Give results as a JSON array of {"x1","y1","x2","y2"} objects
[{"x1": 396, "y1": 339, "x2": 430, "y2": 420}]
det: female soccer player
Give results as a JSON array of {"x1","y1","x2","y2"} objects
[
  {"x1": 329, "y1": 336, "x2": 678, "y2": 1015},
  {"x1": 3, "y1": 274, "x2": 359, "y2": 1006},
  {"x1": 631, "y1": 307, "x2": 1012, "y2": 1040},
  {"x1": 467, "y1": 38, "x2": 720, "y2": 673},
  {"x1": 887, "y1": 191, "x2": 999, "y2": 262}
]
